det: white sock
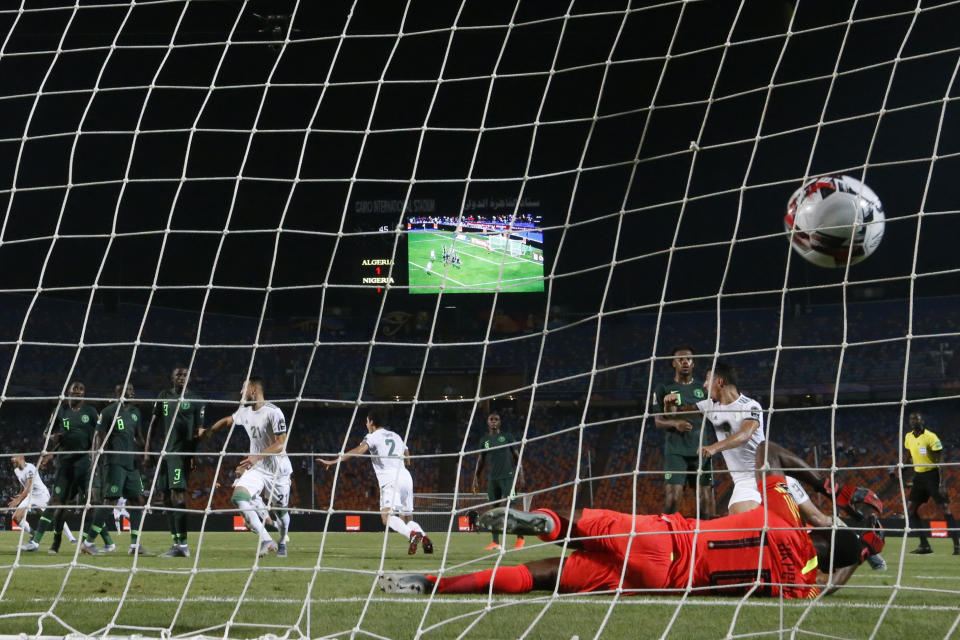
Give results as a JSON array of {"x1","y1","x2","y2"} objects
[
  {"x1": 19, "y1": 520, "x2": 32, "y2": 534},
  {"x1": 63, "y1": 523, "x2": 76, "y2": 542},
  {"x1": 387, "y1": 515, "x2": 412, "y2": 538},
  {"x1": 237, "y1": 500, "x2": 272, "y2": 543},
  {"x1": 407, "y1": 520, "x2": 425, "y2": 536},
  {"x1": 277, "y1": 511, "x2": 290, "y2": 543}
]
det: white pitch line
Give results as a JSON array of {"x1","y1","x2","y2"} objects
[
  {"x1": 408, "y1": 261, "x2": 467, "y2": 287},
  {"x1": 423, "y1": 230, "x2": 538, "y2": 266},
  {"x1": 9, "y1": 596, "x2": 959, "y2": 611},
  {"x1": 409, "y1": 260, "x2": 540, "y2": 291}
]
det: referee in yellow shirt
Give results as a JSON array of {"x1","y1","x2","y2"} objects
[{"x1": 904, "y1": 411, "x2": 959, "y2": 555}]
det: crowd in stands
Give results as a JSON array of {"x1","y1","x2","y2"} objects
[{"x1": 1, "y1": 292, "x2": 957, "y2": 527}]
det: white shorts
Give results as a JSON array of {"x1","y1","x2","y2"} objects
[
  {"x1": 16, "y1": 494, "x2": 49, "y2": 513},
  {"x1": 728, "y1": 475, "x2": 762, "y2": 509},
  {"x1": 235, "y1": 467, "x2": 291, "y2": 508},
  {"x1": 379, "y1": 471, "x2": 414, "y2": 514}
]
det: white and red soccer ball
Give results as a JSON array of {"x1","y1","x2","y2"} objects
[{"x1": 784, "y1": 175, "x2": 885, "y2": 268}]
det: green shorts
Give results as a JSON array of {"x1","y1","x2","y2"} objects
[
  {"x1": 158, "y1": 456, "x2": 189, "y2": 491},
  {"x1": 487, "y1": 476, "x2": 520, "y2": 504},
  {"x1": 102, "y1": 463, "x2": 145, "y2": 500},
  {"x1": 52, "y1": 455, "x2": 91, "y2": 501},
  {"x1": 663, "y1": 453, "x2": 713, "y2": 487}
]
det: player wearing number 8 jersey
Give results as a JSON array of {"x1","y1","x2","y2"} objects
[
  {"x1": 318, "y1": 410, "x2": 433, "y2": 555},
  {"x1": 202, "y1": 377, "x2": 291, "y2": 557},
  {"x1": 79, "y1": 383, "x2": 151, "y2": 555}
]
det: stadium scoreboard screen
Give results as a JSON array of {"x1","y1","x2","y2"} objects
[
  {"x1": 405, "y1": 215, "x2": 545, "y2": 294},
  {"x1": 359, "y1": 257, "x2": 395, "y2": 293}
]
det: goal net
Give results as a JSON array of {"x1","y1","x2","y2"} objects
[{"x1": 1, "y1": 0, "x2": 958, "y2": 638}]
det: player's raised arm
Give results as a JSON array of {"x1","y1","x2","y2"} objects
[
  {"x1": 198, "y1": 415, "x2": 233, "y2": 440},
  {"x1": 317, "y1": 441, "x2": 369, "y2": 466}
]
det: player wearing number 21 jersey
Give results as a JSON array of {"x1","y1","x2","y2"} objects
[
  {"x1": 317, "y1": 409, "x2": 433, "y2": 555},
  {"x1": 201, "y1": 377, "x2": 291, "y2": 557}
]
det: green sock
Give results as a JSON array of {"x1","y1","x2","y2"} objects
[
  {"x1": 175, "y1": 512, "x2": 188, "y2": 545},
  {"x1": 167, "y1": 512, "x2": 178, "y2": 545},
  {"x1": 101, "y1": 530, "x2": 114, "y2": 546},
  {"x1": 131, "y1": 529, "x2": 139, "y2": 545},
  {"x1": 32, "y1": 515, "x2": 53, "y2": 543},
  {"x1": 85, "y1": 524, "x2": 102, "y2": 543}
]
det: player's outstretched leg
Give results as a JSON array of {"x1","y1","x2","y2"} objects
[
  {"x1": 381, "y1": 562, "x2": 547, "y2": 595},
  {"x1": 478, "y1": 507, "x2": 555, "y2": 537}
]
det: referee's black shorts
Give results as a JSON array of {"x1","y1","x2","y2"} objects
[{"x1": 909, "y1": 469, "x2": 947, "y2": 505}]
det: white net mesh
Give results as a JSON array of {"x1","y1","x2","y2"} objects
[{"x1": 1, "y1": 0, "x2": 959, "y2": 638}]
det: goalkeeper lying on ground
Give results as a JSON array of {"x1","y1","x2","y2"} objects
[{"x1": 381, "y1": 443, "x2": 884, "y2": 598}]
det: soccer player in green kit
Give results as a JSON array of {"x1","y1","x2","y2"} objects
[
  {"x1": 80, "y1": 383, "x2": 151, "y2": 555},
  {"x1": 651, "y1": 347, "x2": 716, "y2": 519},
  {"x1": 21, "y1": 380, "x2": 99, "y2": 553},
  {"x1": 145, "y1": 366, "x2": 205, "y2": 558},
  {"x1": 472, "y1": 411, "x2": 526, "y2": 550}
]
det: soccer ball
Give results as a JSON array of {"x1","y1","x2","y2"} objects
[{"x1": 784, "y1": 174, "x2": 885, "y2": 268}]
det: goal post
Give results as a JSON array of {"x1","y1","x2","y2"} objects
[{"x1": 0, "y1": 0, "x2": 958, "y2": 639}]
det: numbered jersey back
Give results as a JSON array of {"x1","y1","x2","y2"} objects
[{"x1": 363, "y1": 428, "x2": 406, "y2": 485}]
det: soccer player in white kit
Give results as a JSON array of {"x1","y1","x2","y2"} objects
[
  {"x1": 201, "y1": 377, "x2": 292, "y2": 557},
  {"x1": 318, "y1": 410, "x2": 433, "y2": 555},
  {"x1": 663, "y1": 362, "x2": 765, "y2": 514},
  {"x1": 9, "y1": 455, "x2": 76, "y2": 542}
]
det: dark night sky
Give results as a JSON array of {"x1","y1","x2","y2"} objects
[{"x1": 0, "y1": 0, "x2": 958, "y2": 322}]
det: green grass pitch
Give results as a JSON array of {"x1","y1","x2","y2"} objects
[
  {"x1": 407, "y1": 231, "x2": 545, "y2": 294},
  {"x1": 1, "y1": 532, "x2": 958, "y2": 639}
]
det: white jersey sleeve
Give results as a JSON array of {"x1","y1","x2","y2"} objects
[{"x1": 785, "y1": 476, "x2": 810, "y2": 505}]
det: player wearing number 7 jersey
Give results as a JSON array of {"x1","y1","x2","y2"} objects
[
  {"x1": 201, "y1": 377, "x2": 291, "y2": 558},
  {"x1": 317, "y1": 410, "x2": 433, "y2": 555}
]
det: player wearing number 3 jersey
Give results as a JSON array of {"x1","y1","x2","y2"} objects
[
  {"x1": 146, "y1": 367, "x2": 205, "y2": 558},
  {"x1": 318, "y1": 410, "x2": 433, "y2": 555}
]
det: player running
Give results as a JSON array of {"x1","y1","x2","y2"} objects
[
  {"x1": 201, "y1": 377, "x2": 291, "y2": 557},
  {"x1": 317, "y1": 410, "x2": 433, "y2": 555},
  {"x1": 663, "y1": 362, "x2": 765, "y2": 514},
  {"x1": 9, "y1": 455, "x2": 76, "y2": 542}
]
